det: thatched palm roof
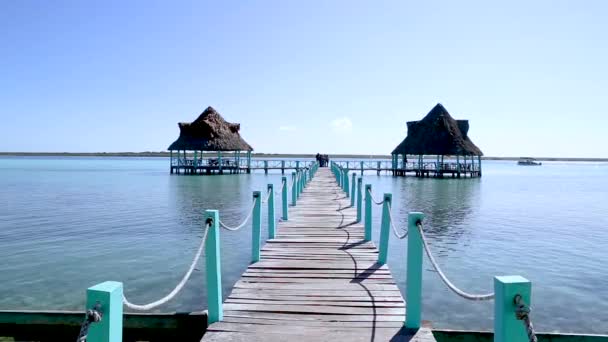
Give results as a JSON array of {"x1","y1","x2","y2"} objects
[
  {"x1": 392, "y1": 104, "x2": 483, "y2": 156},
  {"x1": 168, "y1": 107, "x2": 253, "y2": 151}
]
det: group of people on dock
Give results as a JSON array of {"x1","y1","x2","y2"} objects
[{"x1": 316, "y1": 153, "x2": 329, "y2": 167}]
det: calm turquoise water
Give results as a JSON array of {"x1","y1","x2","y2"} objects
[{"x1": 0, "y1": 157, "x2": 606, "y2": 334}]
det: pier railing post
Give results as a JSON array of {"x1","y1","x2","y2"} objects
[
  {"x1": 356, "y1": 178, "x2": 363, "y2": 222},
  {"x1": 291, "y1": 172, "x2": 297, "y2": 206},
  {"x1": 364, "y1": 184, "x2": 372, "y2": 241},
  {"x1": 378, "y1": 193, "x2": 392, "y2": 264},
  {"x1": 205, "y1": 210, "x2": 223, "y2": 324},
  {"x1": 350, "y1": 173, "x2": 356, "y2": 207},
  {"x1": 344, "y1": 169, "x2": 349, "y2": 196},
  {"x1": 264, "y1": 160, "x2": 268, "y2": 174},
  {"x1": 85, "y1": 281, "x2": 123, "y2": 342},
  {"x1": 251, "y1": 191, "x2": 262, "y2": 263},
  {"x1": 494, "y1": 276, "x2": 532, "y2": 342},
  {"x1": 406, "y1": 212, "x2": 425, "y2": 329},
  {"x1": 267, "y1": 184, "x2": 275, "y2": 239},
  {"x1": 281, "y1": 177, "x2": 288, "y2": 220}
]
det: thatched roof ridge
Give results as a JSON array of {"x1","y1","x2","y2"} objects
[
  {"x1": 391, "y1": 104, "x2": 483, "y2": 156},
  {"x1": 167, "y1": 107, "x2": 253, "y2": 151}
]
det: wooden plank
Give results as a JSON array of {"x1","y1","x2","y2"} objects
[{"x1": 201, "y1": 168, "x2": 436, "y2": 342}]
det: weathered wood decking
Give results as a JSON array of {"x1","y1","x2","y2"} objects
[{"x1": 202, "y1": 168, "x2": 435, "y2": 341}]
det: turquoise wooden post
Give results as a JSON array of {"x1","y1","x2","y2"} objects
[
  {"x1": 296, "y1": 160, "x2": 300, "y2": 170},
  {"x1": 356, "y1": 178, "x2": 363, "y2": 222},
  {"x1": 378, "y1": 193, "x2": 392, "y2": 265},
  {"x1": 344, "y1": 170, "x2": 349, "y2": 196},
  {"x1": 406, "y1": 212, "x2": 425, "y2": 329},
  {"x1": 264, "y1": 160, "x2": 268, "y2": 174},
  {"x1": 350, "y1": 173, "x2": 356, "y2": 206},
  {"x1": 494, "y1": 276, "x2": 531, "y2": 342},
  {"x1": 85, "y1": 281, "x2": 123, "y2": 342},
  {"x1": 291, "y1": 172, "x2": 297, "y2": 206},
  {"x1": 251, "y1": 191, "x2": 262, "y2": 263},
  {"x1": 281, "y1": 177, "x2": 288, "y2": 220},
  {"x1": 298, "y1": 171, "x2": 302, "y2": 197},
  {"x1": 364, "y1": 184, "x2": 372, "y2": 241},
  {"x1": 281, "y1": 160, "x2": 285, "y2": 174},
  {"x1": 204, "y1": 210, "x2": 223, "y2": 324},
  {"x1": 267, "y1": 184, "x2": 275, "y2": 239},
  {"x1": 360, "y1": 161, "x2": 364, "y2": 175}
]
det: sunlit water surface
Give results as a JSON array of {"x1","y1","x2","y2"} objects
[{"x1": 0, "y1": 157, "x2": 606, "y2": 334}]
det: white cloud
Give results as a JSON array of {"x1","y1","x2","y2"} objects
[
  {"x1": 279, "y1": 125, "x2": 296, "y2": 131},
  {"x1": 330, "y1": 117, "x2": 353, "y2": 133}
]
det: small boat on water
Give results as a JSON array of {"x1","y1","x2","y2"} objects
[{"x1": 518, "y1": 157, "x2": 542, "y2": 166}]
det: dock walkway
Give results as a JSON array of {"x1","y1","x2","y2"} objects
[{"x1": 202, "y1": 168, "x2": 435, "y2": 341}]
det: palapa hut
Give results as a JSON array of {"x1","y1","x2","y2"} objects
[
  {"x1": 391, "y1": 103, "x2": 483, "y2": 178},
  {"x1": 168, "y1": 106, "x2": 253, "y2": 174}
]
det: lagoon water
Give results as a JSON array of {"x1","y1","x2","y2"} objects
[{"x1": 0, "y1": 157, "x2": 607, "y2": 334}]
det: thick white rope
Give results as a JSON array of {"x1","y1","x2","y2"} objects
[
  {"x1": 261, "y1": 188, "x2": 272, "y2": 204},
  {"x1": 387, "y1": 203, "x2": 408, "y2": 239},
  {"x1": 417, "y1": 223, "x2": 494, "y2": 301},
  {"x1": 218, "y1": 199, "x2": 257, "y2": 231},
  {"x1": 367, "y1": 188, "x2": 385, "y2": 205},
  {"x1": 123, "y1": 224, "x2": 210, "y2": 310}
]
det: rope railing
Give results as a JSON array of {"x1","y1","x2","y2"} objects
[
  {"x1": 218, "y1": 199, "x2": 257, "y2": 231},
  {"x1": 515, "y1": 295, "x2": 538, "y2": 342},
  {"x1": 416, "y1": 222, "x2": 495, "y2": 301},
  {"x1": 122, "y1": 223, "x2": 210, "y2": 311},
  {"x1": 367, "y1": 188, "x2": 385, "y2": 205},
  {"x1": 261, "y1": 187, "x2": 272, "y2": 203},
  {"x1": 387, "y1": 203, "x2": 407, "y2": 239},
  {"x1": 76, "y1": 304, "x2": 102, "y2": 342}
]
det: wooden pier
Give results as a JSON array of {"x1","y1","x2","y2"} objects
[{"x1": 201, "y1": 168, "x2": 435, "y2": 341}]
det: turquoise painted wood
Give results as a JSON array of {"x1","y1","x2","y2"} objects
[
  {"x1": 406, "y1": 212, "x2": 425, "y2": 329},
  {"x1": 291, "y1": 172, "x2": 297, "y2": 206},
  {"x1": 264, "y1": 160, "x2": 268, "y2": 174},
  {"x1": 360, "y1": 161, "x2": 364, "y2": 175},
  {"x1": 378, "y1": 193, "x2": 392, "y2": 265},
  {"x1": 364, "y1": 184, "x2": 372, "y2": 241},
  {"x1": 356, "y1": 177, "x2": 363, "y2": 222},
  {"x1": 267, "y1": 184, "x2": 275, "y2": 239},
  {"x1": 251, "y1": 191, "x2": 262, "y2": 263},
  {"x1": 494, "y1": 275, "x2": 532, "y2": 342},
  {"x1": 350, "y1": 173, "x2": 356, "y2": 207},
  {"x1": 281, "y1": 177, "x2": 288, "y2": 220},
  {"x1": 296, "y1": 160, "x2": 300, "y2": 170},
  {"x1": 86, "y1": 281, "x2": 123, "y2": 342},
  {"x1": 343, "y1": 170, "x2": 349, "y2": 197},
  {"x1": 204, "y1": 210, "x2": 223, "y2": 324}
]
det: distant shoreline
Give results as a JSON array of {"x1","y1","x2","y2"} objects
[{"x1": 1, "y1": 152, "x2": 607, "y2": 162}]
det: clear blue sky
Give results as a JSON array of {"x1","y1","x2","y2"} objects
[{"x1": 1, "y1": 1, "x2": 606, "y2": 157}]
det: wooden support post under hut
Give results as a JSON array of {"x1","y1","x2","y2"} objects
[
  {"x1": 167, "y1": 107, "x2": 253, "y2": 175},
  {"x1": 390, "y1": 103, "x2": 483, "y2": 178}
]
